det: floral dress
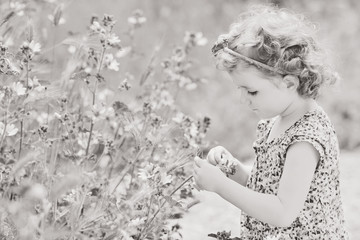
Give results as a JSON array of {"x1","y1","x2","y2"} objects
[{"x1": 239, "y1": 107, "x2": 349, "y2": 239}]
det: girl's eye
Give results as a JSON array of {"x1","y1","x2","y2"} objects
[{"x1": 248, "y1": 91, "x2": 258, "y2": 96}]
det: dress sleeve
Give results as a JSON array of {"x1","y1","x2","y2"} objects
[
  {"x1": 289, "y1": 133, "x2": 326, "y2": 160},
  {"x1": 288, "y1": 121, "x2": 327, "y2": 160}
]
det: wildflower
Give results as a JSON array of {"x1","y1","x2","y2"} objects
[
  {"x1": 160, "y1": 172, "x2": 173, "y2": 185},
  {"x1": 20, "y1": 40, "x2": 41, "y2": 59},
  {"x1": 116, "y1": 46, "x2": 131, "y2": 58},
  {"x1": 0, "y1": 122, "x2": 18, "y2": 136},
  {"x1": 0, "y1": 42, "x2": 8, "y2": 56},
  {"x1": 29, "y1": 76, "x2": 39, "y2": 87},
  {"x1": 171, "y1": 47, "x2": 186, "y2": 63},
  {"x1": 6, "y1": 124, "x2": 18, "y2": 136},
  {"x1": 178, "y1": 76, "x2": 198, "y2": 90},
  {"x1": 159, "y1": 90, "x2": 174, "y2": 107},
  {"x1": 107, "y1": 33, "x2": 121, "y2": 47},
  {"x1": 104, "y1": 54, "x2": 119, "y2": 71},
  {"x1": 11, "y1": 82, "x2": 26, "y2": 96},
  {"x1": 128, "y1": 9, "x2": 147, "y2": 28},
  {"x1": 103, "y1": 14, "x2": 116, "y2": 28},
  {"x1": 184, "y1": 31, "x2": 208, "y2": 47},
  {"x1": 118, "y1": 78, "x2": 132, "y2": 91},
  {"x1": 188, "y1": 122, "x2": 199, "y2": 137},
  {"x1": 62, "y1": 189, "x2": 77, "y2": 203},
  {"x1": 28, "y1": 40, "x2": 41, "y2": 53},
  {"x1": 90, "y1": 21, "x2": 105, "y2": 34}
]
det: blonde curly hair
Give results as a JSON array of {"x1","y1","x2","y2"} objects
[{"x1": 212, "y1": 5, "x2": 339, "y2": 99}]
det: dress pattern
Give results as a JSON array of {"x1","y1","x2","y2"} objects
[{"x1": 239, "y1": 107, "x2": 349, "y2": 239}]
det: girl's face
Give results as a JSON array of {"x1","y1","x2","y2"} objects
[{"x1": 230, "y1": 67, "x2": 297, "y2": 119}]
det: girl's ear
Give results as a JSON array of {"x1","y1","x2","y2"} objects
[{"x1": 282, "y1": 75, "x2": 299, "y2": 91}]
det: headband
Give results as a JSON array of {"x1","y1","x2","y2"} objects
[{"x1": 212, "y1": 38, "x2": 289, "y2": 75}]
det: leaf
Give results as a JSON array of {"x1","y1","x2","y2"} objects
[
  {"x1": 70, "y1": 71, "x2": 91, "y2": 81},
  {"x1": 163, "y1": 195, "x2": 182, "y2": 208},
  {"x1": 0, "y1": 11, "x2": 15, "y2": 27}
]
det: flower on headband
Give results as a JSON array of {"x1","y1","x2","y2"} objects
[{"x1": 211, "y1": 36, "x2": 229, "y2": 55}]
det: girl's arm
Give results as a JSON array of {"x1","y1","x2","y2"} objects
[{"x1": 194, "y1": 141, "x2": 319, "y2": 227}]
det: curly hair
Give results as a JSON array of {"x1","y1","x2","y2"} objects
[{"x1": 212, "y1": 5, "x2": 339, "y2": 99}]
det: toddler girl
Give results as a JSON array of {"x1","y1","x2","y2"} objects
[{"x1": 193, "y1": 5, "x2": 349, "y2": 239}]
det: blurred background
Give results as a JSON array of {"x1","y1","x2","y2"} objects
[{"x1": 7, "y1": 0, "x2": 360, "y2": 239}]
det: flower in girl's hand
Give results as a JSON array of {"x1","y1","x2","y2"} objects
[{"x1": 217, "y1": 154, "x2": 237, "y2": 177}]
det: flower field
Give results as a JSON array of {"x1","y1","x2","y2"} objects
[
  {"x1": 0, "y1": 1, "x2": 212, "y2": 239},
  {"x1": 1, "y1": 1, "x2": 360, "y2": 239}
]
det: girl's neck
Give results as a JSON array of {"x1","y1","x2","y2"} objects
[
  {"x1": 266, "y1": 97, "x2": 318, "y2": 143},
  {"x1": 278, "y1": 97, "x2": 318, "y2": 123}
]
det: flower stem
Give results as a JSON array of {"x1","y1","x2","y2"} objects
[
  {"x1": 18, "y1": 119, "x2": 23, "y2": 159},
  {"x1": 85, "y1": 46, "x2": 106, "y2": 156},
  {"x1": 137, "y1": 175, "x2": 194, "y2": 239}
]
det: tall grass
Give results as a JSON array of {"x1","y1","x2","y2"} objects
[{"x1": 0, "y1": 1, "x2": 210, "y2": 239}]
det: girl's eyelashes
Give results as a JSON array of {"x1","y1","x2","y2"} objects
[{"x1": 236, "y1": 86, "x2": 258, "y2": 96}]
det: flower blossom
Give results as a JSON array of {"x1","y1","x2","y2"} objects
[
  {"x1": 127, "y1": 9, "x2": 146, "y2": 28},
  {"x1": 11, "y1": 82, "x2": 26, "y2": 96},
  {"x1": 104, "y1": 54, "x2": 119, "y2": 71},
  {"x1": 0, "y1": 122, "x2": 18, "y2": 137}
]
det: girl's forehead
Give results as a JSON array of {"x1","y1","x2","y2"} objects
[
  {"x1": 231, "y1": 64, "x2": 285, "y2": 88},
  {"x1": 230, "y1": 68, "x2": 272, "y2": 89}
]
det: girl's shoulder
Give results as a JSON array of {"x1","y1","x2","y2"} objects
[
  {"x1": 291, "y1": 106, "x2": 336, "y2": 138},
  {"x1": 287, "y1": 106, "x2": 338, "y2": 159}
]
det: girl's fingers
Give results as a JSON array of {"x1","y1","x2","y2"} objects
[
  {"x1": 194, "y1": 156, "x2": 203, "y2": 167},
  {"x1": 207, "y1": 150, "x2": 215, "y2": 164}
]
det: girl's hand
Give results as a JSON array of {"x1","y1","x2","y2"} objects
[
  {"x1": 193, "y1": 156, "x2": 226, "y2": 192},
  {"x1": 206, "y1": 146, "x2": 238, "y2": 177},
  {"x1": 207, "y1": 146, "x2": 234, "y2": 166}
]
